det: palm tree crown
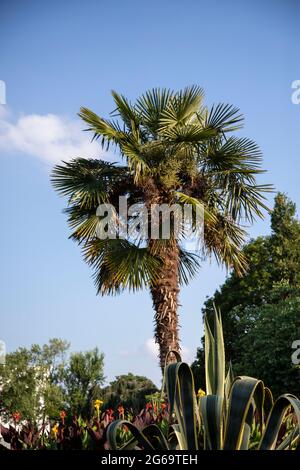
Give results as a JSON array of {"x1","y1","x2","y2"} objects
[{"x1": 52, "y1": 86, "x2": 272, "y2": 370}]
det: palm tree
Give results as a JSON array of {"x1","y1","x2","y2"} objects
[{"x1": 52, "y1": 86, "x2": 272, "y2": 371}]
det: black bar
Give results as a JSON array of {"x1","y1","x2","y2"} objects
[{"x1": 0, "y1": 450, "x2": 299, "y2": 466}]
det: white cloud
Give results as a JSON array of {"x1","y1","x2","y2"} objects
[
  {"x1": 144, "y1": 338, "x2": 194, "y2": 363},
  {"x1": 145, "y1": 338, "x2": 159, "y2": 358},
  {"x1": 0, "y1": 111, "x2": 112, "y2": 164}
]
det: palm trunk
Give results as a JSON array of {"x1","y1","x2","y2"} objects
[
  {"x1": 142, "y1": 178, "x2": 181, "y2": 372},
  {"x1": 150, "y1": 241, "x2": 180, "y2": 372}
]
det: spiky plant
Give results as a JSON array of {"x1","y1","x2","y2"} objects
[
  {"x1": 51, "y1": 86, "x2": 272, "y2": 370},
  {"x1": 107, "y1": 308, "x2": 300, "y2": 451}
]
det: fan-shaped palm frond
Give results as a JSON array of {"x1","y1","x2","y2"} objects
[
  {"x1": 178, "y1": 249, "x2": 201, "y2": 285},
  {"x1": 176, "y1": 191, "x2": 217, "y2": 226},
  {"x1": 161, "y1": 123, "x2": 217, "y2": 144},
  {"x1": 119, "y1": 133, "x2": 150, "y2": 182},
  {"x1": 136, "y1": 88, "x2": 174, "y2": 137},
  {"x1": 159, "y1": 85, "x2": 204, "y2": 130},
  {"x1": 83, "y1": 238, "x2": 162, "y2": 294},
  {"x1": 205, "y1": 103, "x2": 244, "y2": 133},
  {"x1": 204, "y1": 212, "x2": 248, "y2": 275},
  {"x1": 78, "y1": 107, "x2": 126, "y2": 148},
  {"x1": 111, "y1": 90, "x2": 140, "y2": 132},
  {"x1": 223, "y1": 181, "x2": 272, "y2": 223},
  {"x1": 51, "y1": 158, "x2": 124, "y2": 207},
  {"x1": 201, "y1": 137, "x2": 264, "y2": 173}
]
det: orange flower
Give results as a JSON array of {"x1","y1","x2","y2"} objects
[
  {"x1": 146, "y1": 402, "x2": 152, "y2": 411},
  {"x1": 161, "y1": 403, "x2": 167, "y2": 411},
  {"x1": 60, "y1": 410, "x2": 66, "y2": 422},
  {"x1": 12, "y1": 411, "x2": 21, "y2": 422},
  {"x1": 117, "y1": 405, "x2": 124, "y2": 416}
]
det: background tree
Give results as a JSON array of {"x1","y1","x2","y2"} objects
[
  {"x1": 0, "y1": 339, "x2": 69, "y2": 422},
  {"x1": 31, "y1": 338, "x2": 69, "y2": 421},
  {"x1": 230, "y1": 286, "x2": 300, "y2": 397},
  {"x1": 0, "y1": 348, "x2": 39, "y2": 422},
  {"x1": 102, "y1": 373, "x2": 157, "y2": 413},
  {"x1": 64, "y1": 348, "x2": 105, "y2": 417},
  {"x1": 0, "y1": 340, "x2": 105, "y2": 422},
  {"x1": 192, "y1": 193, "x2": 300, "y2": 395},
  {"x1": 52, "y1": 85, "x2": 271, "y2": 370},
  {"x1": 269, "y1": 193, "x2": 300, "y2": 285}
]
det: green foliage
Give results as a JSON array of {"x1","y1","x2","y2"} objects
[
  {"x1": 64, "y1": 348, "x2": 105, "y2": 417},
  {"x1": 31, "y1": 338, "x2": 70, "y2": 420},
  {"x1": 193, "y1": 193, "x2": 300, "y2": 394},
  {"x1": 232, "y1": 291, "x2": 300, "y2": 397},
  {"x1": 0, "y1": 349, "x2": 41, "y2": 422},
  {"x1": 102, "y1": 373, "x2": 157, "y2": 413},
  {"x1": 270, "y1": 193, "x2": 300, "y2": 285},
  {"x1": 0, "y1": 339, "x2": 69, "y2": 422},
  {"x1": 0, "y1": 340, "x2": 105, "y2": 422}
]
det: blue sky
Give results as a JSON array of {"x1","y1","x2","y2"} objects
[{"x1": 0, "y1": 0, "x2": 299, "y2": 386}]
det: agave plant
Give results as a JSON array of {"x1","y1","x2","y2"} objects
[{"x1": 107, "y1": 308, "x2": 300, "y2": 450}]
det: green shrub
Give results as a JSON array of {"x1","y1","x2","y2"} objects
[{"x1": 102, "y1": 373, "x2": 157, "y2": 413}]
